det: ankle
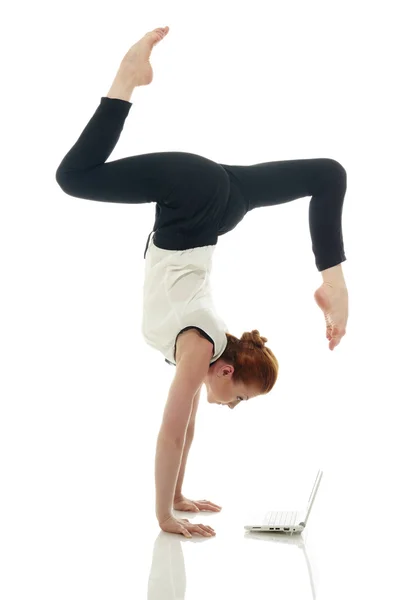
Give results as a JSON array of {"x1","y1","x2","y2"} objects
[
  {"x1": 321, "y1": 263, "x2": 346, "y2": 287},
  {"x1": 106, "y1": 66, "x2": 136, "y2": 102}
]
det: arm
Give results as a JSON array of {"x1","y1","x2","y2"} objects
[
  {"x1": 173, "y1": 388, "x2": 200, "y2": 501},
  {"x1": 155, "y1": 344, "x2": 212, "y2": 525},
  {"x1": 155, "y1": 431, "x2": 188, "y2": 525}
]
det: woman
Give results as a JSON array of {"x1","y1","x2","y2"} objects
[{"x1": 55, "y1": 27, "x2": 349, "y2": 538}]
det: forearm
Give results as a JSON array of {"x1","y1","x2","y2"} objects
[
  {"x1": 155, "y1": 432, "x2": 185, "y2": 524},
  {"x1": 174, "y1": 428, "x2": 195, "y2": 500}
]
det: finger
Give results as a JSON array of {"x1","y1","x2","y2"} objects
[
  {"x1": 196, "y1": 523, "x2": 215, "y2": 533},
  {"x1": 198, "y1": 501, "x2": 222, "y2": 510},
  {"x1": 193, "y1": 525, "x2": 213, "y2": 536},
  {"x1": 198, "y1": 522, "x2": 215, "y2": 530},
  {"x1": 182, "y1": 529, "x2": 192, "y2": 538},
  {"x1": 198, "y1": 527, "x2": 215, "y2": 536},
  {"x1": 204, "y1": 526, "x2": 216, "y2": 534},
  {"x1": 196, "y1": 503, "x2": 218, "y2": 511},
  {"x1": 204, "y1": 501, "x2": 222, "y2": 508}
]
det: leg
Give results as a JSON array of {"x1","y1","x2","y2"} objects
[
  {"x1": 55, "y1": 27, "x2": 173, "y2": 206},
  {"x1": 55, "y1": 97, "x2": 196, "y2": 208},
  {"x1": 55, "y1": 97, "x2": 227, "y2": 255},
  {"x1": 219, "y1": 158, "x2": 347, "y2": 272}
]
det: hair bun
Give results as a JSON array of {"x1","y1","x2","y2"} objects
[
  {"x1": 241, "y1": 329, "x2": 268, "y2": 349},
  {"x1": 252, "y1": 330, "x2": 268, "y2": 348}
]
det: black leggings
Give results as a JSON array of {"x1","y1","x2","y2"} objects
[{"x1": 55, "y1": 97, "x2": 347, "y2": 272}]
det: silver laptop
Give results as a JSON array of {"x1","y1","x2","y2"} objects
[{"x1": 244, "y1": 470, "x2": 323, "y2": 535}]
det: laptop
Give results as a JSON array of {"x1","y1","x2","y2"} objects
[{"x1": 244, "y1": 470, "x2": 323, "y2": 535}]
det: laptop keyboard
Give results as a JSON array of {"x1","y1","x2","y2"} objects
[{"x1": 263, "y1": 511, "x2": 298, "y2": 526}]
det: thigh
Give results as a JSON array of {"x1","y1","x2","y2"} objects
[
  {"x1": 219, "y1": 158, "x2": 342, "y2": 211},
  {"x1": 57, "y1": 150, "x2": 222, "y2": 207}
]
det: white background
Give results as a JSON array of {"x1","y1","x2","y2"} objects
[{"x1": 1, "y1": 0, "x2": 399, "y2": 599}]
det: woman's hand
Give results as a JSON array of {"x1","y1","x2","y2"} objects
[
  {"x1": 159, "y1": 515, "x2": 216, "y2": 538},
  {"x1": 314, "y1": 282, "x2": 349, "y2": 350},
  {"x1": 173, "y1": 495, "x2": 222, "y2": 512}
]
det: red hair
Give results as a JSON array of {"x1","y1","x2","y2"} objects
[{"x1": 218, "y1": 330, "x2": 279, "y2": 395}]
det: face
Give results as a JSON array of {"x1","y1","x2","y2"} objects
[{"x1": 203, "y1": 361, "x2": 259, "y2": 409}]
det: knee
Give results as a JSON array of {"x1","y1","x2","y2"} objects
[
  {"x1": 55, "y1": 166, "x2": 67, "y2": 190},
  {"x1": 323, "y1": 159, "x2": 347, "y2": 189},
  {"x1": 55, "y1": 167, "x2": 76, "y2": 195}
]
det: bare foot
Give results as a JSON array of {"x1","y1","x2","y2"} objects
[
  {"x1": 314, "y1": 283, "x2": 349, "y2": 350},
  {"x1": 120, "y1": 26, "x2": 170, "y2": 86}
]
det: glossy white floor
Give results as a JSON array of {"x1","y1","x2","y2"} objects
[{"x1": 2, "y1": 361, "x2": 399, "y2": 600}]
